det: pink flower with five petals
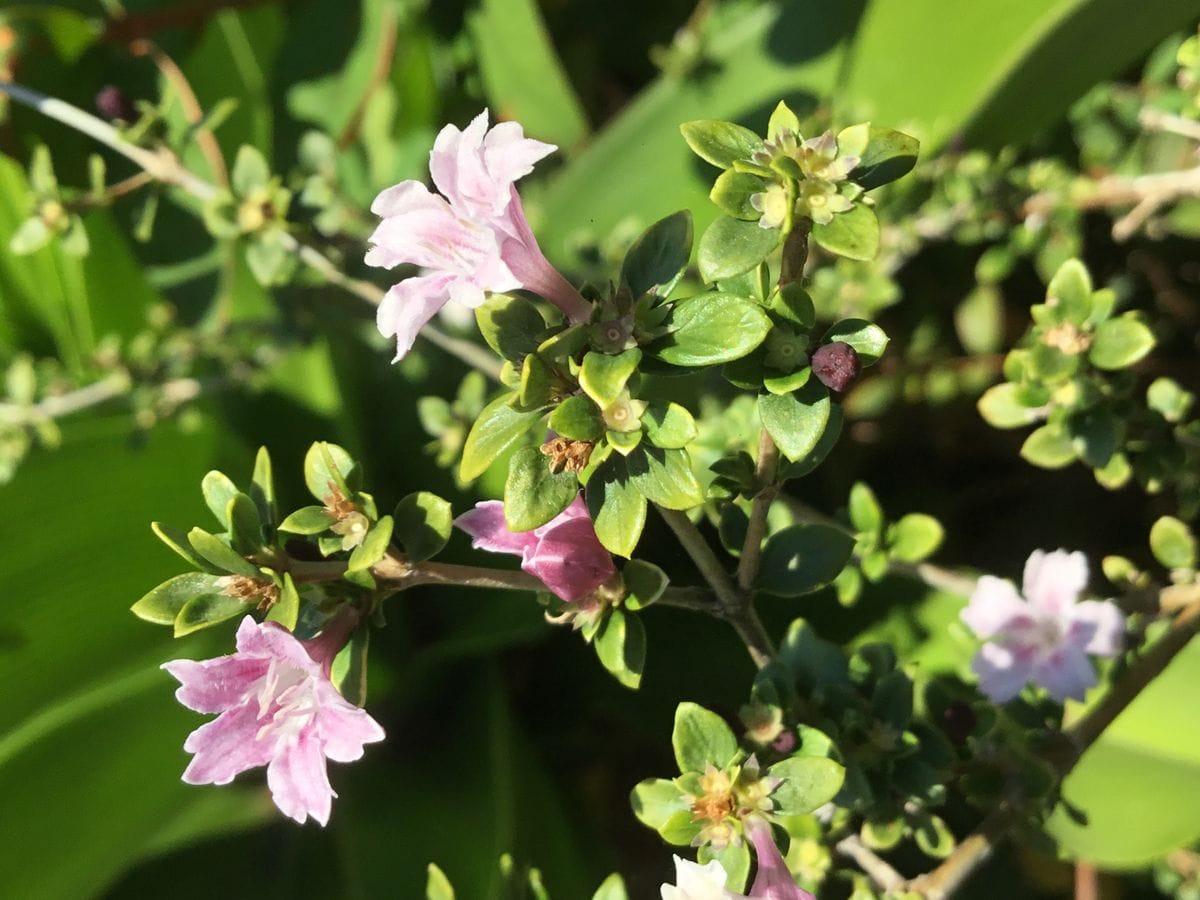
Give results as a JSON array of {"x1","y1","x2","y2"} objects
[
  {"x1": 960, "y1": 549, "x2": 1125, "y2": 703},
  {"x1": 162, "y1": 616, "x2": 385, "y2": 825},
  {"x1": 366, "y1": 110, "x2": 591, "y2": 360},
  {"x1": 454, "y1": 496, "x2": 616, "y2": 603}
]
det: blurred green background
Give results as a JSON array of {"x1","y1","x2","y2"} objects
[{"x1": 2, "y1": 0, "x2": 1199, "y2": 897}]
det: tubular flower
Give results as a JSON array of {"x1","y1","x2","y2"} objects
[
  {"x1": 660, "y1": 819, "x2": 813, "y2": 899},
  {"x1": 454, "y1": 496, "x2": 616, "y2": 602},
  {"x1": 960, "y1": 549, "x2": 1126, "y2": 703},
  {"x1": 162, "y1": 616, "x2": 385, "y2": 826},
  {"x1": 366, "y1": 110, "x2": 591, "y2": 360}
]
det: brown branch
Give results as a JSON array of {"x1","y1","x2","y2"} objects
[
  {"x1": 130, "y1": 38, "x2": 229, "y2": 188},
  {"x1": 102, "y1": 0, "x2": 279, "y2": 43},
  {"x1": 835, "y1": 835, "x2": 906, "y2": 893},
  {"x1": 335, "y1": 2, "x2": 400, "y2": 151}
]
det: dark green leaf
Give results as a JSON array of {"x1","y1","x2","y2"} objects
[
  {"x1": 549, "y1": 396, "x2": 604, "y2": 442},
  {"x1": 476, "y1": 293, "x2": 548, "y2": 362},
  {"x1": 174, "y1": 593, "x2": 249, "y2": 637},
  {"x1": 757, "y1": 525, "x2": 855, "y2": 597},
  {"x1": 847, "y1": 126, "x2": 919, "y2": 190},
  {"x1": 697, "y1": 215, "x2": 779, "y2": 282},
  {"x1": 504, "y1": 446, "x2": 578, "y2": 531},
  {"x1": 621, "y1": 210, "x2": 693, "y2": 297},
  {"x1": 627, "y1": 447, "x2": 704, "y2": 510},
  {"x1": 265, "y1": 572, "x2": 299, "y2": 630},
  {"x1": 394, "y1": 492, "x2": 454, "y2": 564},
  {"x1": 278, "y1": 505, "x2": 336, "y2": 535},
  {"x1": 622, "y1": 559, "x2": 668, "y2": 610},
  {"x1": 593, "y1": 607, "x2": 645, "y2": 689},
  {"x1": 652, "y1": 293, "x2": 772, "y2": 366},
  {"x1": 672, "y1": 702, "x2": 738, "y2": 773},
  {"x1": 460, "y1": 393, "x2": 545, "y2": 481},
  {"x1": 585, "y1": 454, "x2": 647, "y2": 557},
  {"x1": 810, "y1": 204, "x2": 880, "y2": 261},
  {"x1": 130, "y1": 573, "x2": 223, "y2": 626}
]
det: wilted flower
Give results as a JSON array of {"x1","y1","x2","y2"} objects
[
  {"x1": 454, "y1": 496, "x2": 616, "y2": 602},
  {"x1": 162, "y1": 616, "x2": 385, "y2": 825},
  {"x1": 961, "y1": 549, "x2": 1125, "y2": 703},
  {"x1": 660, "y1": 818, "x2": 813, "y2": 900},
  {"x1": 366, "y1": 110, "x2": 591, "y2": 360}
]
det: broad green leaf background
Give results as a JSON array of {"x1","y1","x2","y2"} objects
[{"x1": 1, "y1": 0, "x2": 1198, "y2": 896}]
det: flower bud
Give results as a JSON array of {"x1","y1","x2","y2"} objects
[
  {"x1": 811, "y1": 341, "x2": 860, "y2": 392},
  {"x1": 95, "y1": 86, "x2": 137, "y2": 123}
]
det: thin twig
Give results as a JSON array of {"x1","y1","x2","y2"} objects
[
  {"x1": 657, "y1": 506, "x2": 775, "y2": 667},
  {"x1": 835, "y1": 835, "x2": 906, "y2": 893},
  {"x1": 736, "y1": 429, "x2": 779, "y2": 591},
  {"x1": 0, "y1": 80, "x2": 503, "y2": 381},
  {"x1": 1138, "y1": 108, "x2": 1200, "y2": 143},
  {"x1": 130, "y1": 38, "x2": 230, "y2": 187}
]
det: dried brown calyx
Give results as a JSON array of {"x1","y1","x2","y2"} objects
[
  {"x1": 540, "y1": 436, "x2": 594, "y2": 474},
  {"x1": 217, "y1": 574, "x2": 280, "y2": 611}
]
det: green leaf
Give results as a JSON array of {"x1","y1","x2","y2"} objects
[
  {"x1": 9, "y1": 217, "x2": 51, "y2": 255},
  {"x1": 1020, "y1": 423, "x2": 1077, "y2": 469},
  {"x1": 627, "y1": 447, "x2": 703, "y2": 511},
  {"x1": 767, "y1": 756, "x2": 846, "y2": 814},
  {"x1": 579, "y1": 349, "x2": 641, "y2": 407},
  {"x1": 1147, "y1": 377, "x2": 1195, "y2": 423},
  {"x1": 200, "y1": 470, "x2": 238, "y2": 528},
  {"x1": 679, "y1": 120, "x2": 762, "y2": 168},
  {"x1": 504, "y1": 446, "x2": 578, "y2": 531},
  {"x1": 621, "y1": 210, "x2": 693, "y2": 297},
  {"x1": 862, "y1": 818, "x2": 906, "y2": 851},
  {"x1": 348, "y1": 515, "x2": 394, "y2": 573},
  {"x1": 151, "y1": 522, "x2": 221, "y2": 574},
  {"x1": 767, "y1": 101, "x2": 800, "y2": 140},
  {"x1": 955, "y1": 286, "x2": 1005, "y2": 354},
  {"x1": 393, "y1": 492, "x2": 453, "y2": 564},
  {"x1": 278, "y1": 505, "x2": 336, "y2": 535},
  {"x1": 250, "y1": 446, "x2": 276, "y2": 526},
  {"x1": 912, "y1": 812, "x2": 956, "y2": 859},
  {"x1": 475, "y1": 293, "x2": 547, "y2": 362},
  {"x1": 848, "y1": 482, "x2": 883, "y2": 535},
  {"x1": 593, "y1": 608, "x2": 645, "y2": 690},
  {"x1": 460, "y1": 393, "x2": 545, "y2": 481},
  {"x1": 131, "y1": 573, "x2": 224, "y2": 626},
  {"x1": 1149, "y1": 516, "x2": 1197, "y2": 570},
  {"x1": 696, "y1": 215, "x2": 779, "y2": 282},
  {"x1": 630, "y1": 778, "x2": 688, "y2": 831},
  {"x1": 1047, "y1": 258, "x2": 1093, "y2": 322},
  {"x1": 642, "y1": 403, "x2": 698, "y2": 450},
  {"x1": 303, "y1": 441, "x2": 357, "y2": 502},
  {"x1": 847, "y1": 126, "x2": 920, "y2": 190},
  {"x1": 781, "y1": 404, "x2": 844, "y2": 479},
  {"x1": 977, "y1": 383, "x2": 1038, "y2": 429},
  {"x1": 607, "y1": 428, "x2": 643, "y2": 456},
  {"x1": 174, "y1": 593, "x2": 249, "y2": 637},
  {"x1": 549, "y1": 395, "x2": 604, "y2": 442},
  {"x1": 871, "y1": 670, "x2": 913, "y2": 730},
  {"x1": 231, "y1": 145, "x2": 270, "y2": 196},
  {"x1": 591, "y1": 873, "x2": 629, "y2": 900},
  {"x1": 700, "y1": 841, "x2": 750, "y2": 894},
  {"x1": 1089, "y1": 316, "x2": 1155, "y2": 370},
  {"x1": 426, "y1": 863, "x2": 456, "y2": 900},
  {"x1": 330, "y1": 624, "x2": 370, "y2": 707},
  {"x1": 226, "y1": 493, "x2": 263, "y2": 555},
  {"x1": 652, "y1": 293, "x2": 772, "y2": 366},
  {"x1": 585, "y1": 454, "x2": 647, "y2": 558},
  {"x1": 622, "y1": 560, "x2": 668, "y2": 610},
  {"x1": 672, "y1": 702, "x2": 738, "y2": 773},
  {"x1": 467, "y1": 0, "x2": 588, "y2": 147},
  {"x1": 810, "y1": 204, "x2": 880, "y2": 261},
  {"x1": 265, "y1": 572, "x2": 300, "y2": 630},
  {"x1": 757, "y1": 525, "x2": 856, "y2": 597},
  {"x1": 710, "y1": 170, "x2": 768, "y2": 220},
  {"x1": 186, "y1": 528, "x2": 258, "y2": 576},
  {"x1": 887, "y1": 514, "x2": 945, "y2": 563},
  {"x1": 758, "y1": 380, "x2": 832, "y2": 462}
]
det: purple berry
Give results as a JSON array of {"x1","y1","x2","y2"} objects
[
  {"x1": 95, "y1": 86, "x2": 137, "y2": 123},
  {"x1": 811, "y1": 341, "x2": 861, "y2": 392}
]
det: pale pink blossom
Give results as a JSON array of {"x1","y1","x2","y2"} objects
[
  {"x1": 454, "y1": 496, "x2": 616, "y2": 602},
  {"x1": 162, "y1": 616, "x2": 385, "y2": 825},
  {"x1": 661, "y1": 819, "x2": 812, "y2": 900},
  {"x1": 961, "y1": 549, "x2": 1125, "y2": 703},
  {"x1": 366, "y1": 110, "x2": 590, "y2": 360}
]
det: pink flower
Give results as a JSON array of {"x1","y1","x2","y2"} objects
[
  {"x1": 162, "y1": 616, "x2": 385, "y2": 825},
  {"x1": 961, "y1": 549, "x2": 1125, "y2": 703},
  {"x1": 454, "y1": 496, "x2": 616, "y2": 602},
  {"x1": 660, "y1": 819, "x2": 812, "y2": 900},
  {"x1": 366, "y1": 110, "x2": 591, "y2": 360}
]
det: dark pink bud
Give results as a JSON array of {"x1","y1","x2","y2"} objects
[
  {"x1": 95, "y1": 86, "x2": 137, "y2": 123},
  {"x1": 811, "y1": 341, "x2": 860, "y2": 392},
  {"x1": 940, "y1": 702, "x2": 976, "y2": 745}
]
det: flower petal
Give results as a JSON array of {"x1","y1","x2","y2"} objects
[
  {"x1": 180, "y1": 703, "x2": 274, "y2": 785},
  {"x1": 369, "y1": 179, "x2": 444, "y2": 218},
  {"x1": 971, "y1": 642, "x2": 1031, "y2": 703},
  {"x1": 162, "y1": 654, "x2": 269, "y2": 714},
  {"x1": 314, "y1": 688, "x2": 387, "y2": 762},
  {"x1": 454, "y1": 500, "x2": 540, "y2": 556},
  {"x1": 267, "y1": 730, "x2": 335, "y2": 825},
  {"x1": 376, "y1": 274, "x2": 454, "y2": 362},
  {"x1": 662, "y1": 855, "x2": 741, "y2": 900},
  {"x1": 1033, "y1": 647, "x2": 1097, "y2": 702},
  {"x1": 233, "y1": 616, "x2": 322, "y2": 675},
  {"x1": 746, "y1": 817, "x2": 812, "y2": 899},
  {"x1": 523, "y1": 515, "x2": 615, "y2": 602},
  {"x1": 960, "y1": 576, "x2": 1028, "y2": 639},
  {"x1": 1069, "y1": 599, "x2": 1125, "y2": 657},
  {"x1": 1023, "y1": 549, "x2": 1088, "y2": 615}
]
